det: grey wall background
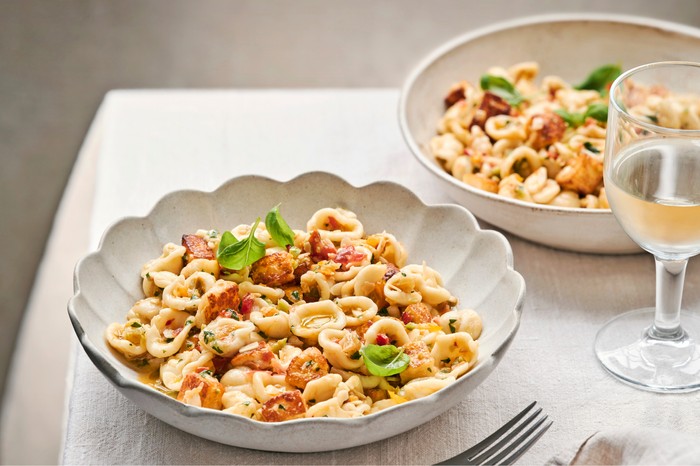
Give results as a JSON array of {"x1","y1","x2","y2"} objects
[{"x1": 2, "y1": 0, "x2": 700, "y2": 463}]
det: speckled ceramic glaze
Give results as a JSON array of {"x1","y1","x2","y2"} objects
[
  {"x1": 399, "y1": 14, "x2": 700, "y2": 254},
  {"x1": 68, "y1": 172, "x2": 525, "y2": 452}
]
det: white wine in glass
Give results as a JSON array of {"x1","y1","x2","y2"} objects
[
  {"x1": 606, "y1": 138, "x2": 700, "y2": 256},
  {"x1": 595, "y1": 62, "x2": 700, "y2": 392}
]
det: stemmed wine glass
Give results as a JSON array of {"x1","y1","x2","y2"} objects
[{"x1": 595, "y1": 61, "x2": 700, "y2": 392}]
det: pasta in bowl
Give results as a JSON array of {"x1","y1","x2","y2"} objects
[
  {"x1": 107, "y1": 206, "x2": 485, "y2": 421},
  {"x1": 433, "y1": 61, "x2": 614, "y2": 209},
  {"x1": 69, "y1": 172, "x2": 524, "y2": 451},
  {"x1": 399, "y1": 14, "x2": 700, "y2": 253}
]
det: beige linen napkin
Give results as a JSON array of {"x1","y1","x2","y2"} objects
[{"x1": 548, "y1": 428, "x2": 700, "y2": 465}]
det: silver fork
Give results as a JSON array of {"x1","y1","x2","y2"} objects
[{"x1": 436, "y1": 402, "x2": 552, "y2": 465}]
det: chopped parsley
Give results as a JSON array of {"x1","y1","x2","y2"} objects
[
  {"x1": 203, "y1": 330, "x2": 215, "y2": 344},
  {"x1": 448, "y1": 319, "x2": 457, "y2": 333}
]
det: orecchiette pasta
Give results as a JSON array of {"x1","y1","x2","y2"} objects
[
  {"x1": 289, "y1": 300, "x2": 346, "y2": 342},
  {"x1": 160, "y1": 349, "x2": 214, "y2": 391},
  {"x1": 106, "y1": 207, "x2": 483, "y2": 422},
  {"x1": 162, "y1": 272, "x2": 216, "y2": 312},
  {"x1": 431, "y1": 62, "x2": 632, "y2": 208},
  {"x1": 145, "y1": 308, "x2": 195, "y2": 358}
]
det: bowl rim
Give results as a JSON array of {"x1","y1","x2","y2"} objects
[
  {"x1": 67, "y1": 171, "x2": 526, "y2": 436},
  {"x1": 397, "y1": 12, "x2": 700, "y2": 216}
]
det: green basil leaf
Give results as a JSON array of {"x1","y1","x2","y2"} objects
[
  {"x1": 480, "y1": 74, "x2": 525, "y2": 106},
  {"x1": 216, "y1": 218, "x2": 266, "y2": 270},
  {"x1": 575, "y1": 64, "x2": 621, "y2": 93},
  {"x1": 360, "y1": 344, "x2": 410, "y2": 376},
  {"x1": 555, "y1": 108, "x2": 585, "y2": 127},
  {"x1": 583, "y1": 103, "x2": 609, "y2": 123},
  {"x1": 217, "y1": 230, "x2": 237, "y2": 255},
  {"x1": 265, "y1": 204, "x2": 295, "y2": 248}
]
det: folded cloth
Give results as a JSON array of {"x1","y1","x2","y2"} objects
[{"x1": 548, "y1": 427, "x2": 700, "y2": 465}]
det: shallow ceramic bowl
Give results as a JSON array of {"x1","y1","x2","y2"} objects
[
  {"x1": 68, "y1": 172, "x2": 525, "y2": 452},
  {"x1": 399, "y1": 14, "x2": 700, "y2": 254}
]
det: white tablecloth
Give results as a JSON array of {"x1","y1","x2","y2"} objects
[{"x1": 62, "y1": 89, "x2": 700, "y2": 465}]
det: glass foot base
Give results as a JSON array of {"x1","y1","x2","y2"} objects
[{"x1": 595, "y1": 308, "x2": 700, "y2": 393}]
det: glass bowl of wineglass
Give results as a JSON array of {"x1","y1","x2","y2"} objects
[{"x1": 595, "y1": 61, "x2": 700, "y2": 392}]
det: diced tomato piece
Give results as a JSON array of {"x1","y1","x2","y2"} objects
[
  {"x1": 308, "y1": 230, "x2": 337, "y2": 262},
  {"x1": 333, "y1": 245, "x2": 366, "y2": 269},
  {"x1": 326, "y1": 216, "x2": 342, "y2": 230},
  {"x1": 376, "y1": 334, "x2": 390, "y2": 346},
  {"x1": 240, "y1": 294, "x2": 255, "y2": 315},
  {"x1": 212, "y1": 356, "x2": 230, "y2": 375}
]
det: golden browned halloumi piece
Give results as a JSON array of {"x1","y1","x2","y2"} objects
[
  {"x1": 366, "y1": 388, "x2": 388, "y2": 403},
  {"x1": 285, "y1": 347, "x2": 329, "y2": 389},
  {"x1": 444, "y1": 80, "x2": 468, "y2": 108},
  {"x1": 400, "y1": 340, "x2": 437, "y2": 384},
  {"x1": 182, "y1": 234, "x2": 215, "y2": 260},
  {"x1": 177, "y1": 371, "x2": 224, "y2": 409},
  {"x1": 261, "y1": 390, "x2": 306, "y2": 422},
  {"x1": 250, "y1": 252, "x2": 295, "y2": 287},
  {"x1": 472, "y1": 92, "x2": 511, "y2": 129},
  {"x1": 401, "y1": 302, "x2": 433, "y2": 324},
  {"x1": 353, "y1": 321, "x2": 373, "y2": 342},
  {"x1": 555, "y1": 153, "x2": 603, "y2": 195},
  {"x1": 527, "y1": 112, "x2": 566, "y2": 150},
  {"x1": 197, "y1": 281, "x2": 240, "y2": 325},
  {"x1": 462, "y1": 173, "x2": 499, "y2": 193},
  {"x1": 230, "y1": 342, "x2": 282, "y2": 373}
]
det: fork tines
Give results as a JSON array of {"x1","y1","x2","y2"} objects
[{"x1": 437, "y1": 401, "x2": 552, "y2": 466}]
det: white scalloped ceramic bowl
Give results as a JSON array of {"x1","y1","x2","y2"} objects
[
  {"x1": 68, "y1": 172, "x2": 524, "y2": 452},
  {"x1": 399, "y1": 14, "x2": 700, "y2": 254}
]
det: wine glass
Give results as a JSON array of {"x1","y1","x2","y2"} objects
[{"x1": 595, "y1": 61, "x2": 700, "y2": 392}]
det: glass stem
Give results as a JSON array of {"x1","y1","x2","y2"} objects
[{"x1": 650, "y1": 257, "x2": 688, "y2": 339}]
